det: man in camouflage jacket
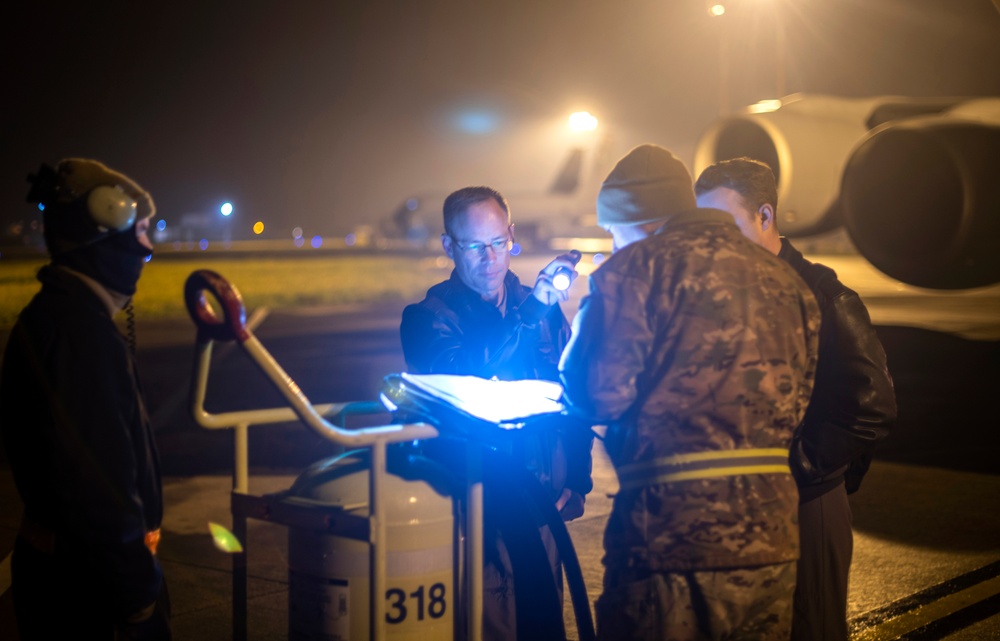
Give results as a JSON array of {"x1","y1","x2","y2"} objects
[{"x1": 560, "y1": 145, "x2": 821, "y2": 641}]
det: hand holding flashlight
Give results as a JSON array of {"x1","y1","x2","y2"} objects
[
  {"x1": 552, "y1": 249, "x2": 582, "y2": 291},
  {"x1": 533, "y1": 249, "x2": 582, "y2": 305}
]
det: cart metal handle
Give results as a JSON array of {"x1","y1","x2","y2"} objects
[
  {"x1": 184, "y1": 268, "x2": 250, "y2": 344},
  {"x1": 183, "y1": 269, "x2": 480, "y2": 641}
]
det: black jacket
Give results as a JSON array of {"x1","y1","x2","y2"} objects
[
  {"x1": 401, "y1": 269, "x2": 569, "y2": 382},
  {"x1": 400, "y1": 269, "x2": 593, "y2": 499},
  {"x1": 779, "y1": 239, "x2": 897, "y2": 500},
  {"x1": 0, "y1": 265, "x2": 164, "y2": 619}
]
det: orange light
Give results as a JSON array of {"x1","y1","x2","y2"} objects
[{"x1": 253, "y1": 221, "x2": 264, "y2": 235}]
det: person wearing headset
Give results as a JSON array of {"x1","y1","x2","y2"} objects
[{"x1": 0, "y1": 159, "x2": 171, "y2": 640}]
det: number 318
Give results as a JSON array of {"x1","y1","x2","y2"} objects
[{"x1": 385, "y1": 583, "x2": 447, "y2": 624}]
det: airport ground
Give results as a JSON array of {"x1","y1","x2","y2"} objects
[{"x1": 1, "y1": 251, "x2": 999, "y2": 640}]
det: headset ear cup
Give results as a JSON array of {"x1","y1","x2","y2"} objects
[{"x1": 87, "y1": 185, "x2": 138, "y2": 231}]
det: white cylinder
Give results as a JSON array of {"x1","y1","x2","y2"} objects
[{"x1": 287, "y1": 452, "x2": 456, "y2": 640}]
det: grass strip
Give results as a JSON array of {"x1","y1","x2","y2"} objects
[{"x1": 0, "y1": 255, "x2": 452, "y2": 328}]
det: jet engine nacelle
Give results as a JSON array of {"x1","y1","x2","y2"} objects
[
  {"x1": 693, "y1": 94, "x2": 1000, "y2": 289},
  {"x1": 842, "y1": 99, "x2": 1000, "y2": 289}
]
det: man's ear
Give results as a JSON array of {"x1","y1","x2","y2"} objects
[
  {"x1": 441, "y1": 233, "x2": 454, "y2": 260},
  {"x1": 759, "y1": 203, "x2": 777, "y2": 232}
]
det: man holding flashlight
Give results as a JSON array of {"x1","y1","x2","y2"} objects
[
  {"x1": 401, "y1": 185, "x2": 581, "y2": 381},
  {"x1": 400, "y1": 185, "x2": 591, "y2": 640}
]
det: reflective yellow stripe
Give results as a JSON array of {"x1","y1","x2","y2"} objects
[
  {"x1": 619, "y1": 448, "x2": 790, "y2": 475},
  {"x1": 617, "y1": 448, "x2": 791, "y2": 490},
  {"x1": 618, "y1": 464, "x2": 792, "y2": 490}
]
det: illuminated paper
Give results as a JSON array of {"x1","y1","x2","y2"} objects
[{"x1": 399, "y1": 373, "x2": 565, "y2": 424}]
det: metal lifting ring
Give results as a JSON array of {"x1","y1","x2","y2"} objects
[{"x1": 184, "y1": 269, "x2": 249, "y2": 343}]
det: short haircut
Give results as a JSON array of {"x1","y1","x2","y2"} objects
[
  {"x1": 694, "y1": 157, "x2": 779, "y2": 215},
  {"x1": 442, "y1": 186, "x2": 510, "y2": 237}
]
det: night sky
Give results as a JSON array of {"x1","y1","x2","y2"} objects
[{"x1": 3, "y1": 0, "x2": 999, "y2": 241}]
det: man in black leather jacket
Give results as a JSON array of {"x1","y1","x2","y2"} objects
[
  {"x1": 400, "y1": 185, "x2": 593, "y2": 640},
  {"x1": 696, "y1": 157, "x2": 897, "y2": 641},
  {"x1": 1, "y1": 159, "x2": 171, "y2": 640}
]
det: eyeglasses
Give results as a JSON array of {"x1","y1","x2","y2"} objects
[{"x1": 450, "y1": 234, "x2": 513, "y2": 257}]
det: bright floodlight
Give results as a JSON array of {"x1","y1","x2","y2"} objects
[
  {"x1": 221, "y1": 202, "x2": 234, "y2": 217},
  {"x1": 568, "y1": 111, "x2": 598, "y2": 131},
  {"x1": 748, "y1": 99, "x2": 783, "y2": 113},
  {"x1": 709, "y1": 4, "x2": 726, "y2": 16}
]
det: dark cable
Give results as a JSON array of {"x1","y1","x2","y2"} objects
[{"x1": 125, "y1": 300, "x2": 137, "y2": 359}]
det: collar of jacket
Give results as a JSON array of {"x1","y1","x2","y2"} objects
[
  {"x1": 653, "y1": 207, "x2": 738, "y2": 235},
  {"x1": 445, "y1": 268, "x2": 529, "y2": 308},
  {"x1": 778, "y1": 236, "x2": 805, "y2": 265},
  {"x1": 37, "y1": 264, "x2": 114, "y2": 319}
]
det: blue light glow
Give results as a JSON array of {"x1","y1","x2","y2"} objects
[
  {"x1": 156, "y1": 219, "x2": 167, "y2": 231},
  {"x1": 593, "y1": 253, "x2": 606, "y2": 265},
  {"x1": 199, "y1": 239, "x2": 209, "y2": 251},
  {"x1": 345, "y1": 233, "x2": 357, "y2": 246},
  {"x1": 454, "y1": 111, "x2": 499, "y2": 134},
  {"x1": 311, "y1": 236, "x2": 323, "y2": 248},
  {"x1": 510, "y1": 242, "x2": 522, "y2": 256},
  {"x1": 37, "y1": 203, "x2": 45, "y2": 212}
]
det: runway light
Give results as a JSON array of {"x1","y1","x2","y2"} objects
[
  {"x1": 221, "y1": 202, "x2": 233, "y2": 217},
  {"x1": 568, "y1": 111, "x2": 598, "y2": 131},
  {"x1": 156, "y1": 219, "x2": 167, "y2": 231},
  {"x1": 199, "y1": 239, "x2": 209, "y2": 251},
  {"x1": 253, "y1": 221, "x2": 264, "y2": 235},
  {"x1": 311, "y1": 235, "x2": 323, "y2": 248},
  {"x1": 748, "y1": 99, "x2": 783, "y2": 113}
]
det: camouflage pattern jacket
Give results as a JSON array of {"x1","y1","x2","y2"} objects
[{"x1": 560, "y1": 209, "x2": 820, "y2": 572}]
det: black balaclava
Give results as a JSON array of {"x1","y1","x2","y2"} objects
[{"x1": 51, "y1": 217, "x2": 152, "y2": 296}]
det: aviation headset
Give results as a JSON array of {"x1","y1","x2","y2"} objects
[
  {"x1": 26, "y1": 160, "x2": 143, "y2": 234},
  {"x1": 83, "y1": 183, "x2": 138, "y2": 231}
]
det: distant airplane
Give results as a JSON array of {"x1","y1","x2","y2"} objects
[
  {"x1": 356, "y1": 141, "x2": 612, "y2": 253},
  {"x1": 693, "y1": 93, "x2": 1000, "y2": 290}
]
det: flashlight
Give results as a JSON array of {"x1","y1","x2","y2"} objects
[{"x1": 552, "y1": 249, "x2": 582, "y2": 291}]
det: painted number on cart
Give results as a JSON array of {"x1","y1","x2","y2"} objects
[{"x1": 385, "y1": 583, "x2": 447, "y2": 624}]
